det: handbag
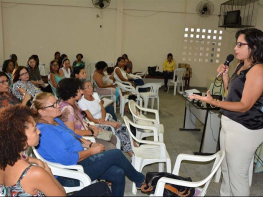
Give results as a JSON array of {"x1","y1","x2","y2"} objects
[
  {"x1": 96, "y1": 130, "x2": 113, "y2": 141},
  {"x1": 141, "y1": 172, "x2": 195, "y2": 197},
  {"x1": 148, "y1": 66, "x2": 157, "y2": 76}
]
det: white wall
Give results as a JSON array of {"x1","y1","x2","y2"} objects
[{"x1": 1, "y1": 0, "x2": 261, "y2": 87}]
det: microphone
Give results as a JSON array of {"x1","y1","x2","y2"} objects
[{"x1": 216, "y1": 54, "x2": 234, "y2": 78}]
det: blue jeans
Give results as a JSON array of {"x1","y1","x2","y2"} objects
[
  {"x1": 78, "y1": 149, "x2": 144, "y2": 196},
  {"x1": 105, "y1": 105, "x2": 117, "y2": 121},
  {"x1": 163, "y1": 71, "x2": 174, "y2": 87}
]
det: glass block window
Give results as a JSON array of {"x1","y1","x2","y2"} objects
[{"x1": 182, "y1": 28, "x2": 223, "y2": 63}]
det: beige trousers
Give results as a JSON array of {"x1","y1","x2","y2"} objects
[{"x1": 220, "y1": 115, "x2": 263, "y2": 196}]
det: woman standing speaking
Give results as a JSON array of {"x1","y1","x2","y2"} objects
[{"x1": 189, "y1": 28, "x2": 263, "y2": 196}]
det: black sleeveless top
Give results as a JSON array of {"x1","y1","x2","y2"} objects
[{"x1": 220, "y1": 62, "x2": 263, "y2": 130}]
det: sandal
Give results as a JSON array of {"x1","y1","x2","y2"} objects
[{"x1": 136, "y1": 176, "x2": 146, "y2": 190}]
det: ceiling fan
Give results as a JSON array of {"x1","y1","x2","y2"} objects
[
  {"x1": 92, "y1": 0, "x2": 111, "y2": 9},
  {"x1": 196, "y1": 0, "x2": 214, "y2": 18}
]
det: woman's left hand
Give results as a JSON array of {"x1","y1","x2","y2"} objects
[{"x1": 188, "y1": 90, "x2": 214, "y2": 104}]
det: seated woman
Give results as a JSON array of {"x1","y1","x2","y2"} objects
[
  {"x1": 114, "y1": 57, "x2": 145, "y2": 92},
  {"x1": 0, "y1": 104, "x2": 112, "y2": 196},
  {"x1": 10, "y1": 54, "x2": 19, "y2": 67},
  {"x1": 73, "y1": 67, "x2": 117, "y2": 121},
  {"x1": 78, "y1": 79, "x2": 134, "y2": 157},
  {"x1": 73, "y1": 53, "x2": 85, "y2": 69},
  {"x1": 32, "y1": 92, "x2": 145, "y2": 196},
  {"x1": 12, "y1": 66, "x2": 41, "y2": 106},
  {"x1": 93, "y1": 61, "x2": 120, "y2": 104},
  {"x1": 58, "y1": 54, "x2": 67, "y2": 68},
  {"x1": 122, "y1": 54, "x2": 133, "y2": 74},
  {"x1": 27, "y1": 56, "x2": 52, "y2": 93},
  {"x1": 54, "y1": 51, "x2": 60, "y2": 61},
  {"x1": 49, "y1": 60, "x2": 64, "y2": 96},
  {"x1": 163, "y1": 53, "x2": 175, "y2": 92},
  {"x1": 0, "y1": 72, "x2": 31, "y2": 108},
  {"x1": 59, "y1": 58, "x2": 71, "y2": 78},
  {"x1": 2, "y1": 59, "x2": 15, "y2": 89},
  {"x1": 57, "y1": 78, "x2": 117, "y2": 150}
]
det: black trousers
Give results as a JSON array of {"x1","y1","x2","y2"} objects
[{"x1": 70, "y1": 182, "x2": 112, "y2": 196}]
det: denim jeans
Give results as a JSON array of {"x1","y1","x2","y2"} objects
[
  {"x1": 105, "y1": 105, "x2": 117, "y2": 121},
  {"x1": 163, "y1": 71, "x2": 174, "y2": 87},
  {"x1": 78, "y1": 149, "x2": 144, "y2": 196}
]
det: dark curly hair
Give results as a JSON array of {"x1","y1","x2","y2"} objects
[
  {"x1": 0, "y1": 105, "x2": 35, "y2": 170},
  {"x1": 2, "y1": 59, "x2": 15, "y2": 73},
  {"x1": 235, "y1": 28, "x2": 263, "y2": 65},
  {"x1": 71, "y1": 66, "x2": 85, "y2": 78},
  {"x1": 95, "y1": 61, "x2": 108, "y2": 71},
  {"x1": 57, "y1": 78, "x2": 83, "y2": 100},
  {"x1": 12, "y1": 66, "x2": 29, "y2": 83},
  {"x1": 76, "y1": 53, "x2": 83, "y2": 59}
]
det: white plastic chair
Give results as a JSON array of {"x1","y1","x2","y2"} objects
[
  {"x1": 39, "y1": 64, "x2": 46, "y2": 76},
  {"x1": 123, "y1": 116, "x2": 171, "y2": 195},
  {"x1": 115, "y1": 81, "x2": 142, "y2": 117},
  {"x1": 93, "y1": 80, "x2": 116, "y2": 113},
  {"x1": 135, "y1": 69, "x2": 148, "y2": 80},
  {"x1": 136, "y1": 83, "x2": 162, "y2": 110},
  {"x1": 128, "y1": 100, "x2": 164, "y2": 142},
  {"x1": 152, "y1": 150, "x2": 225, "y2": 196},
  {"x1": 48, "y1": 81, "x2": 58, "y2": 99},
  {"x1": 167, "y1": 68, "x2": 186, "y2": 95},
  {"x1": 32, "y1": 143, "x2": 94, "y2": 193}
]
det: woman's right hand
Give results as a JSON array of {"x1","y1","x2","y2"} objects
[
  {"x1": 90, "y1": 143, "x2": 105, "y2": 154},
  {"x1": 217, "y1": 64, "x2": 229, "y2": 76},
  {"x1": 17, "y1": 87, "x2": 26, "y2": 95},
  {"x1": 107, "y1": 121, "x2": 121, "y2": 129},
  {"x1": 23, "y1": 93, "x2": 31, "y2": 102}
]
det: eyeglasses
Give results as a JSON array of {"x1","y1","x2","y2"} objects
[
  {"x1": 83, "y1": 85, "x2": 93, "y2": 89},
  {"x1": 40, "y1": 100, "x2": 59, "y2": 109},
  {"x1": 0, "y1": 79, "x2": 9, "y2": 85},
  {"x1": 236, "y1": 42, "x2": 248, "y2": 48},
  {"x1": 20, "y1": 71, "x2": 28, "y2": 76}
]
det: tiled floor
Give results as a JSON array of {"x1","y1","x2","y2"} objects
[{"x1": 119, "y1": 88, "x2": 263, "y2": 196}]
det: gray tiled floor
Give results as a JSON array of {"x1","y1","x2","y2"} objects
[{"x1": 119, "y1": 88, "x2": 263, "y2": 196}]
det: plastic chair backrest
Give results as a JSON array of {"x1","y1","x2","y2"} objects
[
  {"x1": 39, "y1": 64, "x2": 46, "y2": 76},
  {"x1": 173, "y1": 68, "x2": 186, "y2": 83}
]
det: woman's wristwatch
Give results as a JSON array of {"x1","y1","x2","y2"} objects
[{"x1": 90, "y1": 129, "x2": 94, "y2": 136}]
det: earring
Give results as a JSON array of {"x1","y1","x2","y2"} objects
[{"x1": 21, "y1": 150, "x2": 28, "y2": 160}]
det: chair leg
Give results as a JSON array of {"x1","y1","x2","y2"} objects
[
  {"x1": 157, "y1": 97, "x2": 159, "y2": 111},
  {"x1": 150, "y1": 98, "x2": 154, "y2": 109},
  {"x1": 166, "y1": 158, "x2": 172, "y2": 173},
  {"x1": 172, "y1": 82, "x2": 177, "y2": 95},
  {"x1": 159, "y1": 162, "x2": 165, "y2": 172},
  {"x1": 159, "y1": 133, "x2": 164, "y2": 143},
  {"x1": 144, "y1": 97, "x2": 149, "y2": 109},
  {"x1": 121, "y1": 99, "x2": 125, "y2": 117},
  {"x1": 132, "y1": 157, "x2": 142, "y2": 195},
  {"x1": 214, "y1": 166, "x2": 221, "y2": 182},
  {"x1": 249, "y1": 156, "x2": 253, "y2": 186},
  {"x1": 167, "y1": 84, "x2": 170, "y2": 93}
]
